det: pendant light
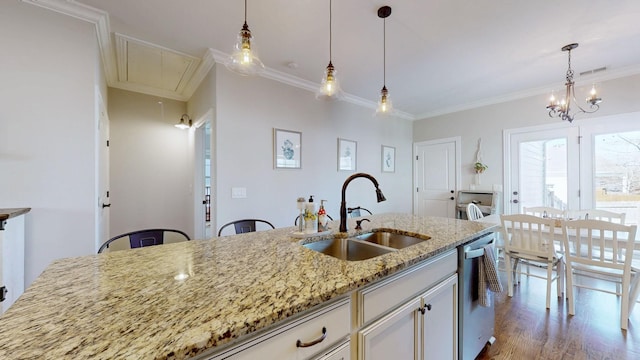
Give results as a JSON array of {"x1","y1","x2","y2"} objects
[
  {"x1": 316, "y1": 0, "x2": 344, "y2": 100},
  {"x1": 376, "y1": 6, "x2": 392, "y2": 115},
  {"x1": 226, "y1": 0, "x2": 264, "y2": 76}
]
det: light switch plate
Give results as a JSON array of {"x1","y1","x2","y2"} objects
[{"x1": 231, "y1": 187, "x2": 247, "y2": 198}]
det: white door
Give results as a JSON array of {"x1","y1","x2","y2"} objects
[
  {"x1": 505, "y1": 125, "x2": 580, "y2": 214},
  {"x1": 414, "y1": 138, "x2": 460, "y2": 218},
  {"x1": 97, "y1": 91, "x2": 110, "y2": 249}
]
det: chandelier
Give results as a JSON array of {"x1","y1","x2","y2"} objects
[{"x1": 546, "y1": 43, "x2": 602, "y2": 123}]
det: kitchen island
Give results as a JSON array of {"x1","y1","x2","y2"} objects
[{"x1": 0, "y1": 213, "x2": 496, "y2": 359}]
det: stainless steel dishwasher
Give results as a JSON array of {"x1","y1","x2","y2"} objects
[{"x1": 458, "y1": 233, "x2": 496, "y2": 360}]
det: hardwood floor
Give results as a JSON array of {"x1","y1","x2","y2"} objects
[{"x1": 475, "y1": 269, "x2": 640, "y2": 359}]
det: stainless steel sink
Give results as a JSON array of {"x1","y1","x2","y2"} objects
[
  {"x1": 303, "y1": 238, "x2": 394, "y2": 261},
  {"x1": 355, "y1": 231, "x2": 430, "y2": 249}
]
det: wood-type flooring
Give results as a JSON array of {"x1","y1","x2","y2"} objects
[{"x1": 475, "y1": 270, "x2": 640, "y2": 359}]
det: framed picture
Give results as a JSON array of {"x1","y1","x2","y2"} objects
[
  {"x1": 382, "y1": 145, "x2": 395, "y2": 173},
  {"x1": 274, "y1": 128, "x2": 301, "y2": 169},
  {"x1": 337, "y1": 138, "x2": 357, "y2": 171}
]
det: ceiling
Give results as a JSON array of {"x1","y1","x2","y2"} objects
[{"x1": 30, "y1": 0, "x2": 640, "y2": 119}]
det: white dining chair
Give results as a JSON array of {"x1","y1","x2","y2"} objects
[
  {"x1": 466, "y1": 203, "x2": 484, "y2": 221},
  {"x1": 567, "y1": 209, "x2": 626, "y2": 224},
  {"x1": 562, "y1": 219, "x2": 639, "y2": 330},
  {"x1": 523, "y1": 206, "x2": 565, "y2": 219},
  {"x1": 500, "y1": 214, "x2": 565, "y2": 309}
]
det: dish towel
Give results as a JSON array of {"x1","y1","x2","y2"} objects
[{"x1": 479, "y1": 243, "x2": 504, "y2": 307}]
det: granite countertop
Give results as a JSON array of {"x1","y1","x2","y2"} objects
[
  {"x1": 0, "y1": 208, "x2": 31, "y2": 222},
  {"x1": 0, "y1": 213, "x2": 496, "y2": 360}
]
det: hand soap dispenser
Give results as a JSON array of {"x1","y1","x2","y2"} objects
[
  {"x1": 304, "y1": 196, "x2": 317, "y2": 233},
  {"x1": 318, "y1": 200, "x2": 329, "y2": 232}
]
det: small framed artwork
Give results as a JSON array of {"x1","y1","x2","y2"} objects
[
  {"x1": 274, "y1": 128, "x2": 301, "y2": 169},
  {"x1": 337, "y1": 138, "x2": 357, "y2": 171},
  {"x1": 382, "y1": 145, "x2": 395, "y2": 173}
]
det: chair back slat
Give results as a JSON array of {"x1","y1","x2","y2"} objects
[{"x1": 501, "y1": 214, "x2": 557, "y2": 260}]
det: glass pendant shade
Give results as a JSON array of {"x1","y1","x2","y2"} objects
[
  {"x1": 316, "y1": 61, "x2": 344, "y2": 100},
  {"x1": 376, "y1": 85, "x2": 393, "y2": 114},
  {"x1": 316, "y1": 0, "x2": 343, "y2": 101},
  {"x1": 226, "y1": 21, "x2": 265, "y2": 76}
]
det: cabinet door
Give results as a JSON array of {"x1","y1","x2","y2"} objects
[
  {"x1": 420, "y1": 274, "x2": 458, "y2": 360},
  {"x1": 358, "y1": 297, "x2": 421, "y2": 360}
]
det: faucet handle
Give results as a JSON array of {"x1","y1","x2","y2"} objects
[{"x1": 355, "y1": 218, "x2": 370, "y2": 230}]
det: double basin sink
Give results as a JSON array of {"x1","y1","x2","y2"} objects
[{"x1": 302, "y1": 230, "x2": 430, "y2": 261}]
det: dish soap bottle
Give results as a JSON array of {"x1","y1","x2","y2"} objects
[
  {"x1": 304, "y1": 195, "x2": 317, "y2": 233},
  {"x1": 317, "y1": 200, "x2": 329, "y2": 232}
]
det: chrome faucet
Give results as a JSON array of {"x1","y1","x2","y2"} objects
[{"x1": 339, "y1": 172, "x2": 386, "y2": 232}]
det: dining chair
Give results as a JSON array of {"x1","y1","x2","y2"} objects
[
  {"x1": 466, "y1": 203, "x2": 484, "y2": 221},
  {"x1": 522, "y1": 206, "x2": 565, "y2": 219},
  {"x1": 218, "y1": 219, "x2": 275, "y2": 236},
  {"x1": 500, "y1": 214, "x2": 565, "y2": 309},
  {"x1": 98, "y1": 228, "x2": 190, "y2": 253},
  {"x1": 348, "y1": 206, "x2": 373, "y2": 218},
  {"x1": 567, "y1": 209, "x2": 626, "y2": 224},
  {"x1": 562, "y1": 219, "x2": 639, "y2": 330}
]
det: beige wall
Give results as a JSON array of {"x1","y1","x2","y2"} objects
[
  {"x1": 107, "y1": 89, "x2": 193, "y2": 238},
  {"x1": 413, "y1": 74, "x2": 640, "y2": 194},
  {"x1": 209, "y1": 65, "x2": 414, "y2": 230},
  {"x1": 0, "y1": 2, "x2": 99, "y2": 285}
]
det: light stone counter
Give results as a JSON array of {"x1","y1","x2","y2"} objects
[{"x1": 0, "y1": 213, "x2": 496, "y2": 359}]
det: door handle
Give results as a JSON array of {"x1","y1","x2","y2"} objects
[{"x1": 102, "y1": 203, "x2": 111, "y2": 208}]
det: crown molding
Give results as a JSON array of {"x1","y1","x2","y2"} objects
[
  {"x1": 416, "y1": 63, "x2": 640, "y2": 120},
  {"x1": 22, "y1": 0, "x2": 118, "y2": 84},
  {"x1": 209, "y1": 50, "x2": 415, "y2": 120}
]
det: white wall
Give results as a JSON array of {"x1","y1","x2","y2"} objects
[
  {"x1": 413, "y1": 74, "x2": 640, "y2": 193},
  {"x1": 0, "y1": 2, "x2": 99, "y2": 285},
  {"x1": 212, "y1": 66, "x2": 414, "y2": 230},
  {"x1": 107, "y1": 89, "x2": 193, "y2": 237}
]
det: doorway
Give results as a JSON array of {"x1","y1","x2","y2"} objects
[
  {"x1": 413, "y1": 137, "x2": 460, "y2": 218},
  {"x1": 504, "y1": 113, "x2": 640, "y2": 226},
  {"x1": 193, "y1": 109, "x2": 214, "y2": 239}
]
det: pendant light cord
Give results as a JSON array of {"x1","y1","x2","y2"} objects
[
  {"x1": 244, "y1": 0, "x2": 247, "y2": 22},
  {"x1": 383, "y1": 16, "x2": 386, "y2": 86},
  {"x1": 329, "y1": 0, "x2": 333, "y2": 62}
]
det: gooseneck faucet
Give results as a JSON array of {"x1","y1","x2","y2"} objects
[{"x1": 339, "y1": 172, "x2": 387, "y2": 232}]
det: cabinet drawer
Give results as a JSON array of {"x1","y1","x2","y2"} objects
[
  {"x1": 357, "y1": 250, "x2": 456, "y2": 325},
  {"x1": 210, "y1": 298, "x2": 350, "y2": 360}
]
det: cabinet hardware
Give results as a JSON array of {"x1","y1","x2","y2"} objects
[
  {"x1": 102, "y1": 203, "x2": 111, "y2": 208},
  {"x1": 296, "y1": 327, "x2": 326, "y2": 348}
]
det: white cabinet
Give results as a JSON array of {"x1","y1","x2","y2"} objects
[
  {"x1": 355, "y1": 250, "x2": 458, "y2": 360},
  {"x1": 0, "y1": 211, "x2": 27, "y2": 314},
  {"x1": 205, "y1": 298, "x2": 350, "y2": 360},
  {"x1": 420, "y1": 274, "x2": 458, "y2": 360}
]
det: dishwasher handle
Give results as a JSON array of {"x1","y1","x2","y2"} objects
[{"x1": 464, "y1": 237, "x2": 495, "y2": 260}]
